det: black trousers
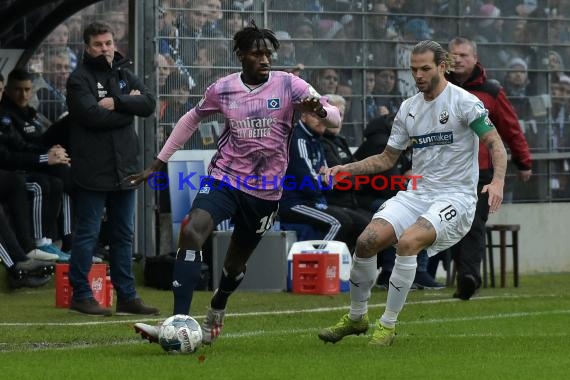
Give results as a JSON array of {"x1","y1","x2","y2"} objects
[
  {"x1": 280, "y1": 204, "x2": 370, "y2": 252},
  {"x1": 0, "y1": 170, "x2": 36, "y2": 254},
  {"x1": 25, "y1": 171, "x2": 64, "y2": 242},
  {"x1": 448, "y1": 169, "x2": 492, "y2": 288}
]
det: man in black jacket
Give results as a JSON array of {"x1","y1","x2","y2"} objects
[
  {"x1": 66, "y1": 21, "x2": 159, "y2": 316},
  {"x1": 0, "y1": 68, "x2": 71, "y2": 260}
]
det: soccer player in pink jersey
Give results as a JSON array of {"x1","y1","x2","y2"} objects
[{"x1": 130, "y1": 22, "x2": 341, "y2": 345}]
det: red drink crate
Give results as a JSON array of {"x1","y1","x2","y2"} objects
[
  {"x1": 292, "y1": 253, "x2": 339, "y2": 295},
  {"x1": 55, "y1": 263, "x2": 112, "y2": 308}
]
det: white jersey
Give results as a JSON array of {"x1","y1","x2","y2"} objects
[{"x1": 388, "y1": 82, "x2": 487, "y2": 200}]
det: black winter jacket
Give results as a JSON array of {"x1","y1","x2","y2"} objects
[
  {"x1": 321, "y1": 131, "x2": 359, "y2": 208},
  {"x1": 0, "y1": 101, "x2": 49, "y2": 171},
  {"x1": 66, "y1": 51, "x2": 155, "y2": 191}
]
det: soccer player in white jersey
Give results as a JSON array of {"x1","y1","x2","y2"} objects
[
  {"x1": 318, "y1": 40, "x2": 508, "y2": 346},
  {"x1": 129, "y1": 22, "x2": 341, "y2": 345}
]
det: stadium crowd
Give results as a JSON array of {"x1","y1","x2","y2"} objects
[{"x1": 0, "y1": 0, "x2": 567, "y2": 304}]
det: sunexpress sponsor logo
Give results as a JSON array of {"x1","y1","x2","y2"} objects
[{"x1": 410, "y1": 131, "x2": 453, "y2": 148}]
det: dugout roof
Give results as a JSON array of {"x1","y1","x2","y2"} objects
[{"x1": 0, "y1": 0, "x2": 101, "y2": 67}]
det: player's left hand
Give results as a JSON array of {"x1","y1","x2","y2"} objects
[
  {"x1": 481, "y1": 180, "x2": 504, "y2": 213},
  {"x1": 299, "y1": 97, "x2": 326, "y2": 117}
]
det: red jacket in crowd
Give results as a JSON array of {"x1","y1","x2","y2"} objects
[{"x1": 446, "y1": 63, "x2": 532, "y2": 173}]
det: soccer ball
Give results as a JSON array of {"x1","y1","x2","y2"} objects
[{"x1": 158, "y1": 314, "x2": 203, "y2": 354}]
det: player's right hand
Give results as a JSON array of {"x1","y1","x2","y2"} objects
[{"x1": 320, "y1": 165, "x2": 347, "y2": 187}]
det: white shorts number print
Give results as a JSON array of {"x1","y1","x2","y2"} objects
[{"x1": 372, "y1": 191, "x2": 476, "y2": 256}]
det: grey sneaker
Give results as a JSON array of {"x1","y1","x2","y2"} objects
[
  {"x1": 70, "y1": 297, "x2": 112, "y2": 316},
  {"x1": 318, "y1": 313, "x2": 369, "y2": 343},
  {"x1": 201, "y1": 308, "x2": 225, "y2": 345},
  {"x1": 116, "y1": 298, "x2": 160, "y2": 316},
  {"x1": 134, "y1": 322, "x2": 159, "y2": 343}
]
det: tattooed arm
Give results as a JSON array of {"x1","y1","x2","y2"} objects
[
  {"x1": 330, "y1": 145, "x2": 402, "y2": 175},
  {"x1": 480, "y1": 129, "x2": 508, "y2": 213},
  {"x1": 321, "y1": 145, "x2": 402, "y2": 187}
]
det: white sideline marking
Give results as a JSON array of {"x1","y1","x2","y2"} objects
[
  {"x1": 0, "y1": 293, "x2": 558, "y2": 327},
  {"x1": 222, "y1": 309, "x2": 570, "y2": 340},
  {"x1": 1, "y1": 308, "x2": 569, "y2": 352}
]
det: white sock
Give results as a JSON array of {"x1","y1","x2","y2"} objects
[
  {"x1": 349, "y1": 254, "x2": 378, "y2": 320},
  {"x1": 380, "y1": 255, "x2": 417, "y2": 328}
]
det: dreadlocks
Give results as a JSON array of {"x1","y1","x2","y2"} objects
[{"x1": 233, "y1": 20, "x2": 279, "y2": 54}]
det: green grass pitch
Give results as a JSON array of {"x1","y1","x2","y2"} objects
[{"x1": 1, "y1": 272, "x2": 569, "y2": 380}]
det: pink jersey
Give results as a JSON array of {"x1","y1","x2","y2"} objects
[{"x1": 158, "y1": 71, "x2": 339, "y2": 200}]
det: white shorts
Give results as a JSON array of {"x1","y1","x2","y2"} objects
[{"x1": 372, "y1": 191, "x2": 476, "y2": 257}]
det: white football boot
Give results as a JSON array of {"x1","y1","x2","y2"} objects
[
  {"x1": 201, "y1": 308, "x2": 225, "y2": 345},
  {"x1": 134, "y1": 322, "x2": 159, "y2": 343}
]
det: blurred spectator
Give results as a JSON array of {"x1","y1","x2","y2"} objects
[
  {"x1": 402, "y1": 18, "x2": 434, "y2": 42},
  {"x1": 108, "y1": 11, "x2": 129, "y2": 54},
  {"x1": 515, "y1": 0, "x2": 539, "y2": 17},
  {"x1": 159, "y1": 71, "x2": 193, "y2": 145},
  {"x1": 178, "y1": 0, "x2": 214, "y2": 65},
  {"x1": 548, "y1": 50, "x2": 567, "y2": 82},
  {"x1": 504, "y1": 58, "x2": 533, "y2": 118},
  {"x1": 156, "y1": 53, "x2": 173, "y2": 90},
  {"x1": 158, "y1": 2, "x2": 180, "y2": 56},
  {"x1": 550, "y1": 75, "x2": 570, "y2": 151},
  {"x1": 273, "y1": 30, "x2": 296, "y2": 68},
  {"x1": 192, "y1": 40, "x2": 229, "y2": 90},
  {"x1": 550, "y1": 75, "x2": 570, "y2": 198},
  {"x1": 318, "y1": 15, "x2": 357, "y2": 65},
  {"x1": 37, "y1": 48, "x2": 71, "y2": 123},
  {"x1": 502, "y1": 19, "x2": 539, "y2": 72},
  {"x1": 366, "y1": 1, "x2": 397, "y2": 67},
  {"x1": 373, "y1": 68, "x2": 403, "y2": 117},
  {"x1": 65, "y1": 13, "x2": 84, "y2": 58},
  {"x1": 422, "y1": 1, "x2": 452, "y2": 39},
  {"x1": 385, "y1": 0, "x2": 408, "y2": 39},
  {"x1": 310, "y1": 68, "x2": 339, "y2": 95},
  {"x1": 204, "y1": 0, "x2": 224, "y2": 35},
  {"x1": 336, "y1": 80, "x2": 357, "y2": 130},
  {"x1": 221, "y1": 6, "x2": 248, "y2": 38},
  {"x1": 503, "y1": 58, "x2": 542, "y2": 200},
  {"x1": 548, "y1": 14, "x2": 570, "y2": 44},
  {"x1": 365, "y1": 70, "x2": 381, "y2": 119},
  {"x1": 474, "y1": 3, "x2": 510, "y2": 67},
  {"x1": 43, "y1": 23, "x2": 77, "y2": 71},
  {"x1": 291, "y1": 17, "x2": 325, "y2": 67}
]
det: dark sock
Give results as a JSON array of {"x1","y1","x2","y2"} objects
[
  {"x1": 172, "y1": 249, "x2": 203, "y2": 315},
  {"x1": 211, "y1": 268, "x2": 245, "y2": 310}
]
